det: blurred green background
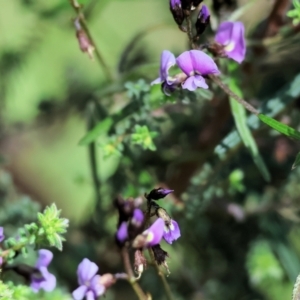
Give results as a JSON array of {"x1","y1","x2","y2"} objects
[{"x1": 1, "y1": 0, "x2": 300, "y2": 299}]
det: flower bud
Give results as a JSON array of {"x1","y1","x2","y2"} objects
[
  {"x1": 195, "y1": 5, "x2": 210, "y2": 36},
  {"x1": 146, "y1": 188, "x2": 174, "y2": 201},
  {"x1": 74, "y1": 18, "x2": 94, "y2": 59},
  {"x1": 169, "y1": 0, "x2": 184, "y2": 26},
  {"x1": 134, "y1": 250, "x2": 147, "y2": 275}
]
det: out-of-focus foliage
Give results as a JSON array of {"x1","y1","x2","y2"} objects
[{"x1": 1, "y1": 0, "x2": 300, "y2": 299}]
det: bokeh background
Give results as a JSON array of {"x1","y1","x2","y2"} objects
[{"x1": 1, "y1": 0, "x2": 300, "y2": 299}]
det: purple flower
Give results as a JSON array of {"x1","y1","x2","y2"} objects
[
  {"x1": 30, "y1": 249, "x2": 56, "y2": 292},
  {"x1": 163, "y1": 220, "x2": 181, "y2": 244},
  {"x1": 131, "y1": 209, "x2": 144, "y2": 227},
  {"x1": 176, "y1": 50, "x2": 220, "y2": 91},
  {"x1": 152, "y1": 50, "x2": 177, "y2": 86},
  {"x1": 0, "y1": 227, "x2": 4, "y2": 242},
  {"x1": 143, "y1": 218, "x2": 165, "y2": 247},
  {"x1": 215, "y1": 21, "x2": 246, "y2": 63},
  {"x1": 116, "y1": 222, "x2": 128, "y2": 243},
  {"x1": 72, "y1": 258, "x2": 105, "y2": 300}
]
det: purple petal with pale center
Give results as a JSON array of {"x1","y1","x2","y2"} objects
[
  {"x1": 144, "y1": 218, "x2": 165, "y2": 247},
  {"x1": 215, "y1": 21, "x2": 246, "y2": 63},
  {"x1": 176, "y1": 50, "x2": 220, "y2": 76},
  {"x1": 72, "y1": 285, "x2": 88, "y2": 300},
  {"x1": 116, "y1": 222, "x2": 128, "y2": 242},
  {"x1": 35, "y1": 249, "x2": 53, "y2": 268},
  {"x1": 77, "y1": 258, "x2": 99, "y2": 285},
  {"x1": 163, "y1": 219, "x2": 181, "y2": 244}
]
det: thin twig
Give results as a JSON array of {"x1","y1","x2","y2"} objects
[
  {"x1": 86, "y1": 102, "x2": 102, "y2": 213},
  {"x1": 186, "y1": 15, "x2": 196, "y2": 49},
  {"x1": 148, "y1": 248, "x2": 174, "y2": 300},
  {"x1": 68, "y1": 0, "x2": 113, "y2": 81},
  {"x1": 208, "y1": 75, "x2": 259, "y2": 115},
  {"x1": 121, "y1": 247, "x2": 149, "y2": 300}
]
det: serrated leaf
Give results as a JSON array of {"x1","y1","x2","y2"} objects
[
  {"x1": 292, "y1": 152, "x2": 300, "y2": 170},
  {"x1": 78, "y1": 118, "x2": 113, "y2": 146},
  {"x1": 229, "y1": 80, "x2": 270, "y2": 181},
  {"x1": 258, "y1": 114, "x2": 300, "y2": 140}
]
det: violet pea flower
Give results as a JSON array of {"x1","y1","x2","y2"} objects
[
  {"x1": 151, "y1": 50, "x2": 179, "y2": 95},
  {"x1": 30, "y1": 249, "x2": 56, "y2": 292},
  {"x1": 163, "y1": 219, "x2": 181, "y2": 244},
  {"x1": 215, "y1": 21, "x2": 246, "y2": 63},
  {"x1": 176, "y1": 50, "x2": 220, "y2": 91},
  {"x1": 72, "y1": 258, "x2": 105, "y2": 300}
]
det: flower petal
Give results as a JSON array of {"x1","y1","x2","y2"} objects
[
  {"x1": 225, "y1": 22, "x2": 246, "y2": 63},
  {"x1": 90, "y1": 275, "x2": 106, "y2": 296},
  {"x1": 77, "y1": 258, "x2": 99, "y2": 285},
  {"x1": 215, "y1": 21, "x2": 246, "y2": 63},
  {"x1": 86, "y1": 291, "x2": 96, "y2": 300},
  {"x1": 39, "y1": 267, "x2": 56, "y2": 291},
  {"x1": 0, "y1": 227, "x2": 4, "y2": 242},
  {"x1": 182, "y1": 76, "x2": 198, "y2": 91},
  {"x1": 35, "y1": 249, "x2": 53, "y2": 268},
  {"x1": 176, "y1": 51, "x2": 194, "y2": 75},
  {"x1": 72, "y1": 285, "x2": 88, "y2": 300},
  {"x1": 116, "y1": 222, "x2": 128, "y2": 242},
  {"x1": 189, "y1": 50, "x2": 220, "y2": 75},
  {"x1": 144, "y1": 218, "x2": 165, "y2": 247},
  {"x1": 215, "y1": 21, "x2": 234, "y2": 45},
  {"x1": 163, "y1": 220, "x2": 181, "y2": 244},
  {"x1": 132, "y1": 209, "x2": 144, "y2": 226},
  {"x1": 177, "y1": 50, "x2": 220, "y2": 76},
  {"x1": 160, "y1": 50, "x2": 176, "y2": 82}
]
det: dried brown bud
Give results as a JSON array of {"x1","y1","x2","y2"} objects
[
  {"x1": 74, "y1": 18, "x2": 94, "y2": 59},
  {"x1": 152, "y1": 245, "x2": 170, "y2": 274},
  {"x1": 134, "y1": 250, "x2": 147, "y2": 275}
]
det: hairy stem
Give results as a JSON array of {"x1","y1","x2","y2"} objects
[
  {"x1": 209, "y1": 75, "x2": 259, "y2": 115},
  {"x1": 68, "y1": 0, "x2": 113, "y2": 81},
  {"x1": 186, "y1": 14, "x2": 196, "y2": 49},
  {"x1": 121, "y1": 247, "x2": 148, "y2": 300},
  {"x1": 148, "y1": 248, "x2": 174, "y2": 300}
]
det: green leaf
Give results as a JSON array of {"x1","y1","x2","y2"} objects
[
  {"x1": 229, "y1": 80, "x2": 270, "y2": 181},
  {"x1": 78, "y1": 118, "x2": 113, "y2": 146},
  {"x1": 292, "y1": 152, "x2": 300, "y2": 170},
  {"x1": 258, "y1": 114, "x2": 300, "y2": 140}
]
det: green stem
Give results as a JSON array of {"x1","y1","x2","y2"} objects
[
  {"x1": 208, "y1": 75, "x2": 259, "y2": 115},
  {"x1": 148, "y1": 248, "x2": 174, "y2": 300},
  {"x1": 68, "y1": 0, "x2": 113, "y2": 81},
  {"x1": 121, "y1": 247, "x2": 149, "y2": 300},
  {"x1": 86, "y1": 102, "x2": 102, "y2": 212}
]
